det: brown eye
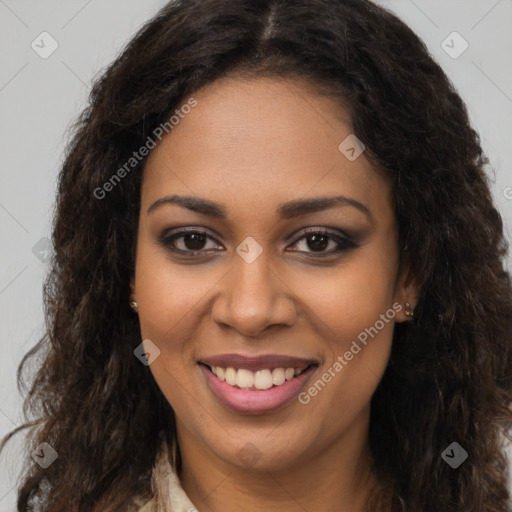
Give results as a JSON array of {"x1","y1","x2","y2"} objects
[
  {"x1": 304, "y1": 233, "x2": 330, "y2": 252},
  {"x1": 160, "y1": 229, "x2": 222, "y2": 254},
  {"x1": 288, "y1": 229, "x2": 357, "y2": 255},
  {"x1": 180, "y1": 232, "x2": 207, "y2": 251}
]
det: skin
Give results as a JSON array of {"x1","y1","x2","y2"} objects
[{"x1": 131, "y1": 75, "x2": 417, "y2": 512}]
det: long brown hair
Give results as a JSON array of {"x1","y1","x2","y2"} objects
[{"x1": 2, "y1": 0, "x2": 512, "y2": 510}]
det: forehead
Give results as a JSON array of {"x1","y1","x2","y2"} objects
[{"x1": 141, "y1": 76, "x2": 393, "y2": 224}]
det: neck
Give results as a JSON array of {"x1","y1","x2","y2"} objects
[{"x1": 177, "y1": 407, "x2": 382, "y2": 512}]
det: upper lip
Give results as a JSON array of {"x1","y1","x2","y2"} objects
[{"x1": 199, "y1": 353, "x2": 319, "y2": 371}]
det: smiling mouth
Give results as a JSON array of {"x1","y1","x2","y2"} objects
[{"x1": 199, "y1": 362, "x2": 318, "y2": 391}]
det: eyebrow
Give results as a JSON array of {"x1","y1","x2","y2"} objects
[{"x1": 147, "y1": 194, "x2": 372, "y2": 220}]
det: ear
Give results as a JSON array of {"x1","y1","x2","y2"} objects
[{"x1": 393, "y1": 263, "x2": 420, "y2": 323}]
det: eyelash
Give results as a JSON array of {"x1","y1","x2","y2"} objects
[{"x1": 159, "y1": 227, "x2": 358, "y2": 258}]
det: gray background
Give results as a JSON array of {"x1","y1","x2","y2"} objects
[{"x1": 1, "y1": 0, "x2": 511, "y2": 509}]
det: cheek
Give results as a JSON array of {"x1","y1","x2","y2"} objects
[
  {"x1": 296, "y1": 293, "x2": 395, "y2": 437},
  {"x1": 299, "y1": 264, "x2": 396, "y2": 381},
  {"x1": 290, "y1": 241, "x2": 397, "y2": 416},
  {"x1": 133, "y1": 234, "x2": 219, "y2": 345},
  {"x1": 133, "y1": 247, "x2": 206, "y2": 417},
  {"x1": 293, "y1": 243, "x2": 398, "y2": 347},
  {"x1": 133, "y1": 245, "x2": 205, "y2": 402}
]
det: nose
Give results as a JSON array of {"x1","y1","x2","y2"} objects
[{"x1": 211, "y1": 252, "x2": 297, "y2": 337}]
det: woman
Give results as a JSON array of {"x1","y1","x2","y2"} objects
[{"x1": 2, "y1": 0, "x2": 511, "y2": 511}]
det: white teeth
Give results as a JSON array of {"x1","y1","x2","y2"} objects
[
  {"x1": 236, "y1": 369, "x2": 254, "y2": 389},
  {"x1": 272, "y1": 368, "x2": 285, "y2": 386},
  {"x1": 210, "y1": 365, "x2": 309, "y2": 390},
  {"x1": 225, "y1": 367, "x2": 237, "y2": 386},
  {"x1": 254, "y1": 369, "x2": 273, "y2": 390}
]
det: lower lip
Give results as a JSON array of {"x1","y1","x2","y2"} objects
[{"x1": 199, "y1": 363, "x2": 317, "y2": 414}]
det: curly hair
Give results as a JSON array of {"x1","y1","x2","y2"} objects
[{"x1": 2, "y1": 0, "x2": 511, "y2": 511}]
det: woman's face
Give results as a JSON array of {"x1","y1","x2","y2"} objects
[{"x1": 132, "y1": 76, "x2": 414, "y2": 472}]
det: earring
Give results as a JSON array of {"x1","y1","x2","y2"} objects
[
  {"x1": 130, "y1": 300, "x2": 139, "y2": 312},
  {"x1": 405, "y1": 302, "x2": 414, "y2": 318}
]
